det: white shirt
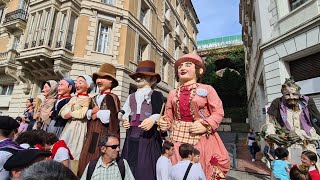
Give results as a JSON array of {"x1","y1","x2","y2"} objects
[
  {"x1": 122, "y1": 88, "x2": 160, "y2": 123},
  {"x1": 156, "y1": 155, "x2": 172, "y2": 180},
  {"x1": 53, "y1": 147, "x2": 71, "y2": 168},
  {"x1": 86, "y1": 94, "x2": 111, "y2": 124},
  {"x1": 170, "y1": 160, "x2": 206, "y2": 180},
  {"x1": 0, "y1": 139, "x2": 14, "y2": 180}
]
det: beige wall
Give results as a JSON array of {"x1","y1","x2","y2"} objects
[
  {"x1": 74, "y1": 15, "x2": 89, "y2": 58},
  {"x1": 7, "y1": 0, "x2": 19, "y2": 12},
  {"x1": 118, "y1": 26, "x2": 135, "y2": 65},
  {"x1": 0, "y1": 37, "x2": 9, "y2": 52},
  {"x1": 124, "y1": 0, "x2": 138, "y2": 18}
]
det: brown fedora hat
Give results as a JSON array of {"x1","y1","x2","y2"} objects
[
  {"x1": 93, "y1": 63, "x2": 119, "y2": 88},
  {"x1": 129, "y1": 60, "x2": 161, "y2": 83}
]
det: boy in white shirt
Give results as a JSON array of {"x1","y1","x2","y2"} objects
[
  {"x1": 156, "y1": 141, "x2": 174, "y2": 180},
  {"x1": 170, "y1": 143, "x2": 206, "y2": 180}
]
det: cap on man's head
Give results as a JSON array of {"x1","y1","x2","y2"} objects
[
  {"x1": 0, "y1": 116, "x2": 20, "y2": 130},
  {"x1": 4, "y1": 149, "x2": 52, "y2": 171}
]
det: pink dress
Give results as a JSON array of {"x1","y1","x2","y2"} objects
[{"x1": 165, "y1": 83, "x2": 230, "y2": 179}]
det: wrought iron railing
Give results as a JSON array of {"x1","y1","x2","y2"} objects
[
  {"x1": 56, "y1": 41, "x2": 62, "y2": 48},
  {"x1": 4, "y1": 9, "x2": 28, "y2": 23},
  {"x1": 65, "y1": 42, "x2": 73, "y2": 51}
]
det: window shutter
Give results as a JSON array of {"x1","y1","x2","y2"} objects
[{"x1": 290, "y1": 52, "x2": 320, "y2": 81}]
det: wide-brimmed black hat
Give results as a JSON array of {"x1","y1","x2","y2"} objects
[
  {"x1": 4, "y1": 149, "x2": 52, "y2": 171},
  {"x1": 0, "y1": 116, "x2": 19, "y2": 130}
]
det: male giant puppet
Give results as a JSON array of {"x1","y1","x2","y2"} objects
[
  {"x1": 121, "y1": 60, "x2": 163, "y2": 180},
  {"x1": 262, "y1": 77, "x2": 320, "y2": 165},
  {"x1": 159, "y1": 53, "x2": 230, "y2": 180},
  {"x1": 77, "y1": 64, "x2": 120, "y2": 176}
]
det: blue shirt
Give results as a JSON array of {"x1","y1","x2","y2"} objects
[{"x1": 272, "y1": 160, "x2": 290, "y2": 180}]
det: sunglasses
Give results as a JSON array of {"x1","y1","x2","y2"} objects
[{"x1": 104, "y1": 144, "x2": 120, "y2": 149}]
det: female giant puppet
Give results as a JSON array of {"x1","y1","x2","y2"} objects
[
  {"x1": 60, "y1": 75, "x2": 93, "y2": 173},
  {"x1": 159, "y1": 53, "x2": 230, "y2": 179}
]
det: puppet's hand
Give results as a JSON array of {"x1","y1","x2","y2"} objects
[
  {"x1": 189, "y1": 121, "x2": 207, "y2": 134},
  {"x1": 92, "y1": 106, "x2": 99, "y2": 115},
  {"x1": 122, "y1": 119, "x2": 130, "y2": 130},
  {"x1": 139, "y1": 118, "x2": 154, "y2": 131},
  {"x1": 63, "y1": 112, "x2": 72, "y2": 119},
  {"x1": 159, "y1": 116, "x2": 169, "y2": 132},
  {"x1": 92, "y1": 113, "x2": 97, "y2": 120}
]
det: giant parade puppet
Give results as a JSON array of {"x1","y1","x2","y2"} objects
[
  {"x1": 261, "y1": 77, "x2": 320, "y2": 165},
  {"x1": 159, "y1": 53, "x2": 230, "y2": 180},
  {"x1": 120, "y1": 60, "x2": 164, "y2": 180}
]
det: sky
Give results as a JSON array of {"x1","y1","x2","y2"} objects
[{"x1": 192, "y1": 0, "x2": 242, "y2": 41}]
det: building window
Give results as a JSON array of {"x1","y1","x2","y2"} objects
[
  {"x1": 162, "y1": 59, "x2": 169, "y2": 83},
  {"x1": 174, "y1": 43, "x2": 180, "y2": 59},
  {"x1": 137, "y1": 37, "x2": 147, "y2": 63},
  {"x1": 19, "y1": 0, "x2": 27, "y2": 10},
  {"x1": 164, "y1": 3, "x2": 170, "y2": 20},
  {"x1": 65, "y1": 15, "x2": 76, "y2": 51},
  {"x1": 140, "y1": 0, "x2": 149, "y2": 27},
  {"x1": 0, "y1": 85, "x2": 14, "y2": 95},
  {"x1": 32, "y1": 12, "x2": 43, "y2": 47},
  {"x1": 96, "y1": 22, "x2": 111, "y2": 54},
  {"x1": 163, "y1": 27, "x2": 170, "y2": 50},
  {"x1": 101, "y1": 0, "x2": 114, "y2": 5},
  {"x1": 48, "y1": 11, "x2": 57, "y2": 47},
  {"x1": 175, "y1": 22, "x2": 180, "y2": 35},
  {"x1": 40, "y1": 10, "x2": 50, "y2": 46},
  {"x1": 12, "y1": 36, "x2": 20, "y2": 50},
  {"x1": 289, "y1": 0, "x2": 309, "y2": 11},
  {"x1": 56, "y1": 13, "x2": 67, "y2": 48},
  {"x1": 0, "y1": 8, "x2": 4, "y2": 24},
  {"x1": 25, "y1": 15, "x2": 35, "y2": 49}
]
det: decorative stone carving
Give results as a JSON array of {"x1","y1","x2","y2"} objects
[
  {"x1": 53, "y1": 59, "x2": 72, "y2": 78},
  {"x1": 16, "y1": 66, "x2": 32, "y2": 94}
]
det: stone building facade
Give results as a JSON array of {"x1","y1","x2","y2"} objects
[
  {"x1": 240, "y1": 0, "x2": 320, "y2": 130},
  {"x1": 0, "y1": 0, "x2": 199, "y2": 119}
]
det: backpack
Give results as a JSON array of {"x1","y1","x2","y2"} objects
[{"x1": 86, "y1": 157, "x2": 125, "y2": 180}]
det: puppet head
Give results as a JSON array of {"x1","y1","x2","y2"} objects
[
  {"x1": 42, "y1": 80, "x2": 58, "y2": 99},
  {"x1": 174, "y1": 53, "x2": 205, "y2": 85},
  {"x1": 281, "y1": 77, "x2": 301, "y2": 108},
  {"x1": 58, "y1": 78, "x2": 75, "y2": 96},
  {"x1": 76, "y1": 75, "x2": 94, "y2": 94},
  {"x1": 129, "y1": 60, "x2": 160, "y2": 89},
  {"x1": 92, "y1": 63, "x2": 118, "y2": 92}
]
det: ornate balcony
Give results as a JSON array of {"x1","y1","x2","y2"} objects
[
  {"x1": 3, "y1": 9, "x2": 28, "y2": 32},
  {"x1": 0, "y1": 49, "x2": 19, "y2": 67}
]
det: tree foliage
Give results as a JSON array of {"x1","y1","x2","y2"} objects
[{"x1": 201, "y1": 46, "x2": 247, "y2": 110}]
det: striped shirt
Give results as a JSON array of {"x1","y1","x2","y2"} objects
[{"x1": 80, "y1": 157, "x2": 135, "y2": 180}]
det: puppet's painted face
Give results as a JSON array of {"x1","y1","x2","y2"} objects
[
  {"x1": 282, "y1": 86, "x2": 300, "y2": 106},
  {"x1": 58, "y1": 79, "x2": 71, "y2": 96},
  {"x1": 177, "y1": 62, "x2": 197, "y2": 83},
  {"x1": 96, "y1": 76, "x2": 113, "y2": 92},
  {"x1": 134, "y1": 75, "x2": 155, "y2": 89},
  {"x1": 42, "y1": 83, "x2": 51, "y2": 97},
  {"x1": 75, "y1": 77, "x2": 89, "y2": 94}
]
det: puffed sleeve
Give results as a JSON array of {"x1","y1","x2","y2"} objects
[{"x1": 205, "y1": 86, "x2": 224, "y2": 131}]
